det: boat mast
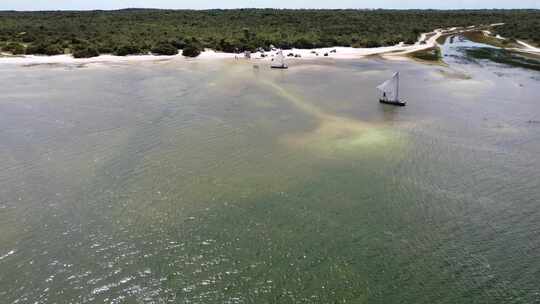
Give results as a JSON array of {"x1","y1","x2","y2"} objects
[{"x1": 396, "y1": 72, "x2": 400, "y2": 101}]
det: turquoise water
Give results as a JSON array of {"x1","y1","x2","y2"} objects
[{"x1": 0, "y1": 55, "x2": 539, "y2": 303}]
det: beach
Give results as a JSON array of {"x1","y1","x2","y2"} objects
[
  {"x1": 0, "y1": 26, "x2": 503, "y2": 66},
  {"x1": 2, "y1": 24, "x2": 537, "y2": 67}
]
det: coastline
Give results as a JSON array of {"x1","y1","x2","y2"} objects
[
  {"x1": 0, "y1": 43, "x2": 439, "y2": 66},
  {"x1": 1, "y1": 24, "x2": 537, "y2": 66},
  {"x1": 0, "y1": 27, "x2": 448, "y2": 66}
]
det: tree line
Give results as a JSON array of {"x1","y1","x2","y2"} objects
[{"x1": 0, "y1": 9, "x2": 538, "y2": 58}]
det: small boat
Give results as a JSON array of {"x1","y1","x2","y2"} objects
[
  {"x1": 271, "y1": 50, "x2": 288, "y2": 69},
  {"x1": 377, "y1": 72, "x2": 406, "y2": 106}
]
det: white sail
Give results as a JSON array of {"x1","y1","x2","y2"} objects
[
  {"x1": 276, "y1": 50, "x2": 284, "y2": 65},
  {"x1": 271, "y1": 50, "x2": 286, "y2": 68},
  {"x1": 377, "y1": 72, "x2": 400, "y2": 101}
]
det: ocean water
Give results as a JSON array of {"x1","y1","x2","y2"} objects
[{"x1": 0, "y1": 46, "x2": 539, "y2": 303}]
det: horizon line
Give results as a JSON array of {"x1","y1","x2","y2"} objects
[{"x1": 1, "y1": 7, "x2": 539, "y2": 12}]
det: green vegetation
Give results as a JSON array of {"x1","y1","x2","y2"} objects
[
  {"x1": 151, "y1": 42, "x2": 179, "y2": 55},
  {"x1": 496, "y1": 18, "x2": 540, "y2": 46},
  {"x1": 26, "y1": 42, "x2": 64, "y2": 55},
  {"x1": 113, "y1": 44, "x2": 145, "y2": 56},
  {"x1": 182, "y1": 43, "x2": 202, "y2": 57},
  {"x1": 465, "y1": 47, "x2": 540, "y2": 71},
  {"x1": 462, "y1": 31, "x2": 519, "y2": 48},
  {"x1": 436, "y1": 35, "x2": 449, "y2": 45},
  {"x1": 1, "y1": 42, "x2": 25, "y2": 55},
  {"x1": 0, "y1": 9, "x2": 538, "y2": 57},
  {"x1": 409, "y1": 47, "x2": 442, "y2": 63},
  {"x1": 72, "y1": 45, "x2": 100, "y2": 58}
]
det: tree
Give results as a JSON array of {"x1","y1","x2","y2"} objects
[
  {"x1": 21, "y1": 34, "x2": 36, "y2": 43},
  {"x1": 72, "y1": 46, "x2": 100, "y2": 58},
  {"x1": 45, "y1": 44, "x2": 64, "y2": 55},
  {"x1": 26, "y1": 42, "x2": 63, "y2": 55},
  {"x1": 26, "y1": 43, "x2": 46, "y2": 54},
  {"x1": 97, "y1": 43, "x2": 115, "y2": 54},
  {"x1": 170, "y1": 38, "x2": 187, "y2": 49},
  {"x1": 0, "y1": 9, "x2": 538, "y2": 57},
  {"x1": 3, "y1": 42, "x2": 25, "y2": 55},
  {"x1": 218, "y1": 38, "x2": 237, "y2": 53},
  {"x1": 293, "y1": 37, "x2": 314, "y2": 49},
  {"x1": 242, "y1": 27, "x2": 251, "y2": 41},
  {"x1": 182, "y1": 43, "x2": 202, "y2": 57},
  {"x1": 151, "y1": 42, "x2": 178, "y2": 55},
  {"x1": 114, "y1": 44, "x2": 144, "y2": 56}
]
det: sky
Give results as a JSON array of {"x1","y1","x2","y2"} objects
[{"x1": 0, "y1": 0, "x2": 538, "y2": 11}]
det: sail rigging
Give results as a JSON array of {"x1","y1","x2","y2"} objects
[
  {"x1": 276, "y1": 50, "x2": 285, "y2": 65},
  {"x1": 271, "y1": 50, "x2": 288, "y2": 69},
  {"x1": 377, "y1": 72, "x2": 400, "y2": 102}
]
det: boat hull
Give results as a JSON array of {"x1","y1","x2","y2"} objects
[
  {"x1": 271, "y1": 65, "x2": 288, "y2": 69},
  {"x1": 379, "y1": 99, "x2": 406, "y2": 106}
]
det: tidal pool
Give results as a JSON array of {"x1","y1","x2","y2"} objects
[{"x1": 0, "y1": 53, "x2": 539, "y2": 303}]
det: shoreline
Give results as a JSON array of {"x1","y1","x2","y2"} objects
[
  {"x1": 0, "y1": 27, "x2": 452, "y2": 66},
  {"x1": 0, "y1": 42, "x2": 440, "y2": 66},
  {"x1": 0, "y1": 43, "x2": 435, "y2": 65},
  {"x1": 1, "y1": 24, "x2": 537, "y2": 66}
]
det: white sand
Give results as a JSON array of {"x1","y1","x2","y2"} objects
[
  {"x1": 0, "y1": 44, "x2": 428, "y2": 65},
  {"x1": 482, "y1": 30, "x2": 506, "y2": 40},
  {"x1": 515, "y1": 40, "x2": 540, "y2": 54},
  {"x1": 0, "y1": 51, "x2": 238, "y2": 65},
  {"x1": 481, "y1": 29, "x2": 540, "y2": 54}
]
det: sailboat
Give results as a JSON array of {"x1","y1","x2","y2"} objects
[
  {"x1": 271, "y1": 50, "x2": 288, "y2": 69},
  {"x1": 377, "y1": 72, "x2": 406, "y2": 106}
]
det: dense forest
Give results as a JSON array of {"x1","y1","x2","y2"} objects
[{"x1": 0, "y1": 9, "x2": 539, "y2": 58}]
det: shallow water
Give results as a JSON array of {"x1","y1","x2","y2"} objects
[{"x1": 0, "y1": 53, "x2": 539, "y2": 303}]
